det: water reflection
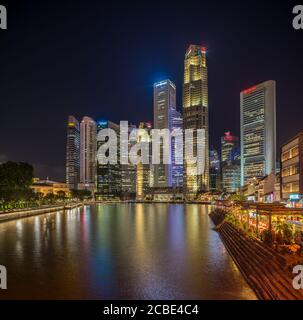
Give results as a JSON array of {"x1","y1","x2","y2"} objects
[{"x1": 0, "y1": 204, "x2": 256, "y2": 299}]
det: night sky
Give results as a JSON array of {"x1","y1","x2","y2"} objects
[{"x1": 0, "y1": 0, "x2": 302, "y2": 181}]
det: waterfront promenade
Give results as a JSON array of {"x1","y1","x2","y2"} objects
[{"x1": 0, "y1": 203, "x2": 83, "y2": 223}]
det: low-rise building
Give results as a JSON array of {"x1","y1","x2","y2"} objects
[
  {"x1": 280, "y1": 132, "x2": 303, "y2": 205},
  {"x1": 146, "y1": 187, "x2": 183, "y2": 202},
  {"x1": 31, "y1": 178, "x2": 70, "y2": 197}
]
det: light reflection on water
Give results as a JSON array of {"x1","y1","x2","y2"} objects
[{"x1": 0, "y1": 204, "x2": 257, "y2": 300}]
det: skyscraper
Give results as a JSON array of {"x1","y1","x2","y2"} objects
[
  {"x1": 221, "y1": 132, "x2": 240, "y2": 193},
  {"x1": 66, "y1": 115, "x2": 80, "y2": 190},
  {"x1": 136, "y1": 122, "x2": 153, "y2": 201},
  {"x1": 240, "y1": 80, "x2": 276, "y2": 186},
  {"x1": 96, "y1": 120, "x2": 121, "y2": 199},
  {"x1": 221, "y1": 132, "x2": 239, "y2": 163},
  {"x1": 209, "y1": 149, "x2": 221, "y2": 192},
  {"x1": 153, "y1": 79, "x2": 176, "y2": 188},
  {"x1": 79, "y1": 116, "x2": 97, "y2": 191},
  {"x1": 183, "y1": 44, "x2": 209, "y2": 199},
  {"x1": 121, "y1": 123, "x2": 137, "y2": 198},
  {"x1": 171, "y1": 108, "x2": 183, "y2": 188}
]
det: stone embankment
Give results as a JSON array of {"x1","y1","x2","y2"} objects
[{"x1": 213, "y1": 219, "x2": 303, "y2": 300}]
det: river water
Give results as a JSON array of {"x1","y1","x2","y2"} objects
[{"x1": 0, "y1": 204, "x2": 256, "y2": 299}]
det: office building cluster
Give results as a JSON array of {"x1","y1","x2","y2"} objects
[{"x1": 66, "y1": 44, "x2": 302, "y2": 205}]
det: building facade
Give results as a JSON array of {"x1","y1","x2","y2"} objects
[
  {"x1": 79, "y1": 116, "x2": 97, "y2": 191},
  {"x1": 66, "y1": 115, "x2": 80, "y2": 190},
  {"x1": 240, "y1": 80, "x2": 276, "y2": 186},
  {"x1": 221, "y1": 132, "x2": 239, "y2": 163},
  {"x1": 32, "y1": 179, "x2": 70, "y2": 197},
  {"x1": 96, "y1": 120, "x2": 121, "y2": 200},
  {"x1": 153, "y1": 79, "x2": 177, "y2": 188},
  {"x1": 171, "y1": 108, "x2": 183, "y2": 188},
  {"x1": 136, "y1": 122, "x2": 153, "y2": 201},
  {"x1": 121, "y1": 123, "x2": 137, "y2": 198},
  {"x1": 221, "y1": 132, "x2": 240, "y2": 193},
  {"x1": 183, "y1": 44, "x2": 209, "y2": 199},
  {"x1": 209, "y1": 149, "x2": 221, "y2": 192},
  {"x1": 222, "y1": 164, "x2": 241, "y2": 193},
  {"x1": 280, "y1": 132, "x2": 303, "y2": 202}
]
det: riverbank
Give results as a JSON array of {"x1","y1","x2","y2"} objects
[
  {"x1": 210, "y1": 213, "x2": 303, "y2": 300},
  {"x1": 0, "y1": 203, "x2": 83, "y2": 223}
]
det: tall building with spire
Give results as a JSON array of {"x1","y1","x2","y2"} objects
[
  {"x1": 79, "y1": 116, "x2": 97, "y2": 191},
  {"x1": 183, "y1": 44, "x2": 209, "y2": 199},
  {"x1": 66, "y1": 115, "x2": 80, "y2": 190}
]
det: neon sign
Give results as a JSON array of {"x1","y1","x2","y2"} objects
[
  {"x1": 223, "y1": 131, "x2": 235, "y2": 141},
  {"x1": 290, "y1": 194, "x2": 300, "y2": 200},
  {"x1": 243, "y1": 86, "x2": 257, "y2": 95}
]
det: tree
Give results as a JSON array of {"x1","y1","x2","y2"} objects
[
  {"x1": 275, "y1": 221, "x2": 294, "y2": 245},
  {"x1": 56, "y1": 191, "x2": 66, "y2": 200},
  {"x1": 228, "y1": 194, "x2": 246, "y2": 201},
  {"x1": 70, "y1": 189, "x2": 92, "y2": 201},
  {"x1": 0, "y1": 161, "x2": 34, "y2": 202}
]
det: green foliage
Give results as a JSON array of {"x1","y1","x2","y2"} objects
[
  {"x1": 241, "y1": 221, "x2": 249, "y2": 232},
  {"x1": 0, "y1": 161, "x2": 34, "y2": 202},
  {"x1": 209, "y1": 208, "x2": 227, "y2": 225},
  {"x1": 70, "y1": 189, "x2": 92, "y2": 201},
  {"x1": 228, "y1": 194, "x2": 246, "y2": 201},
  {"x1": 225, "y1": 214, "x2": 236, "y2": 225},
  {"x1": 275, "y1": 221, "x2": 294, "y2": 245},
  {"x1": 261, "y1": 229, "x2": 274, "y2": 247},
  {"x1": 56, "y1": 190, "x2": 66, "y2": 200}
]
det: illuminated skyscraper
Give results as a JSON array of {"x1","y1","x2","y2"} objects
[
  {"x1": 221, "y1": 132, "x2": 240, "y2": 193},
  {"x1": 171, "y1": 109, "x2": 183, "y2": 187},
  {"x1": 221, "y1": 132, "x2": 239, "y2": 163},
  {"x1": 79, "y1": 116, "x2": 97, "y2": 191},
  {"x1": 209, "y1": 149, "x2": 221, "y2": 192},
  {"x1": 96, "y1": 120, "x2": 121, "y2": 199},
  {"x1": 153, "y1": 79, "x2": 182, "y2": 188},
  {"x1": 240, "y1": 80, "x2": 276, "y2": 185},
  {"x1": 66, "y1": 115, "x2": 80, "y2": 189},
  {"x1": 121, "y1": 123, "x2": 137, "y2": 198},
  {"x1": 183, "y1": 44, "x2": 209, "y2": 198},
  {"x1": 136, "y1": 122, "x2": 153, "y2": 201}
]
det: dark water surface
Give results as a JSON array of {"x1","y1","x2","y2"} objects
[{"x1": 0, "y1": 204, "x2": 256, "y2": 299}]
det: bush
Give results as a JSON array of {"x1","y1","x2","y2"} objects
[
  {"x1": 209, "y1": 208, "x2": 227, "y2": 225},
  {"x1": 261, "y1": 229, "x2": 274, "y2": 247},
  {"x1": 275, "y1": 222, "x2": 294, "y2": 245},
  {"x1": 276, "y1": 231, "x2": 284, "y2": 245}
]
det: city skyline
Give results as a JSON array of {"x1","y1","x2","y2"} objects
[
  {"x1": 0, "y1": 1, "x2": 302, "y2": 182},
  {"x1": 1, "y1": 1, "x2": 303, "y2": 304}
]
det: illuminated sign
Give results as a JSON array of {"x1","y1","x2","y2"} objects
[
  {"x1": 68, "y1": 122, "x2": 75, "y2": 127},
  {"x1": 243, "y1": 86, "x2": 257, "y2": 95},
  {"x1": 155, "y1": 81, "x2": 167, "y2": 87},
  {"x1": 290, "y1": 194, "x2": 301, "y2": 200},
  {"x1": 223, "y1": 131, "x2": 236, "y2": 142},
  {"x1": 98, "y1": 120, "x2": 108, "y2": 127}
]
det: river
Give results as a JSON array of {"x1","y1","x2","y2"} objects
[{"x1": 0, "y1": 204, "x2": 256, "y2": 299}]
